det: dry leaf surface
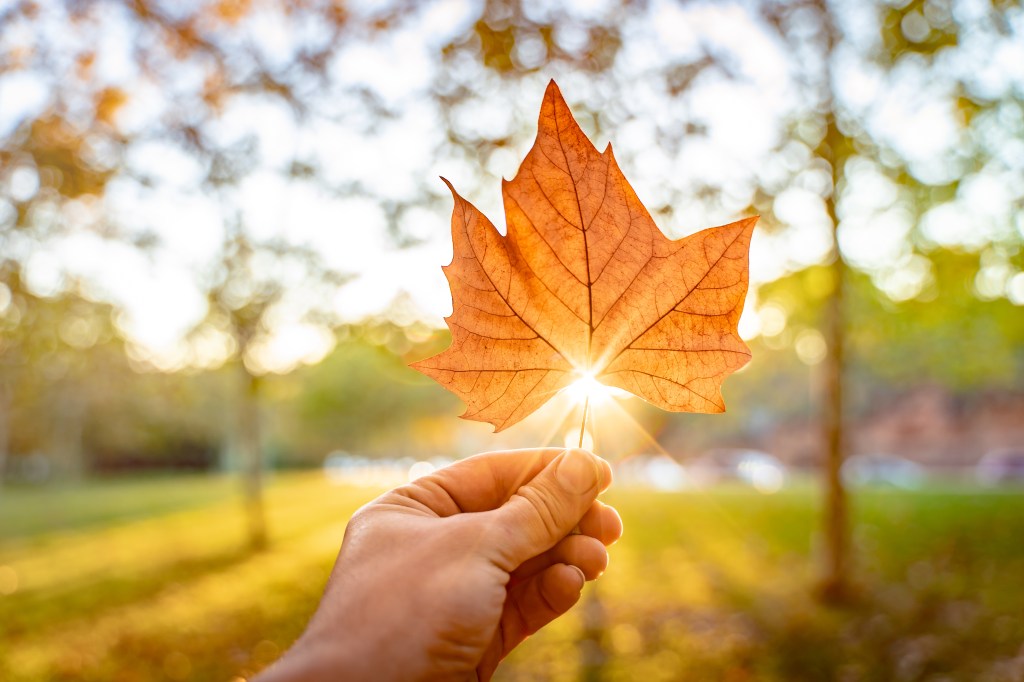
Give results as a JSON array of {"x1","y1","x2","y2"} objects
[{"x1": 414, "y1": 81, "x2": 756, "y2": 431}]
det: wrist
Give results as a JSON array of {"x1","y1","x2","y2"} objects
[
  {"x1": 256, "y1": 630, "x2": 363, "y2": 682},
  {"x1": 253, "y1": 635, "x2": 329, "y2": 682}
]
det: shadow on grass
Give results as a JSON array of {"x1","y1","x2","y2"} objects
[{"x1": 0, "y1": 545, "x2": 254, "y2": 639}]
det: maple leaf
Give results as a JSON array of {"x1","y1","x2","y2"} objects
[{"x1": 413, "y1": 81, "x2": 757, "y2": 432}]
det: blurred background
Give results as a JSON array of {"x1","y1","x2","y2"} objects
[{"x1": 1, "y1": 0, "x2": 1023, "y2": 680}]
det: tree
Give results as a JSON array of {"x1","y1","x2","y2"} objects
[
  {"x1": 196, "y1": 216, "x2": 346, "y2": 549},
  {"x1": 426, "y1": 0, "x2": 1024, "y2": 601},
  {"x1": 759, "y1": 0, "x2": 855, "y2": 602},
  {"x1": 750, "y1": 0, "x2": 1023, "y2": 599},
  {"x1": 0, "y1": 260, "x2": 127, "y2": 482},
  {"x1": 1, "y1": 0, "x2": 393, "y2": 539},
  {"x1": 2, "y1": 0, "x2": 1021, "y2": 571}
]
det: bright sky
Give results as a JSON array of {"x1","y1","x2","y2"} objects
[{"x1": 1, "y1": 0, "x2": 1021, "y2": 372}]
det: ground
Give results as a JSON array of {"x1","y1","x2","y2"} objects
[{"x1": 1, "y1": 474, "x2": 1022, "y2": 681}]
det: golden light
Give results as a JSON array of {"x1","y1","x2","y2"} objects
[
  {"x1": 563, "y1": 371, "x2": 631, "y2": 406},
  {"x1": 555, "y1": 371, "x2": 635, "y2": 452},
  {"x1": 564, "y1": 428, "x2": 594, "y2": 451},
  {"x1": 565, "y1": 373, "x2": 607, "y2": 406}
]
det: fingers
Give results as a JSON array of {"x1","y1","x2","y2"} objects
[
  {"x1": 487, "y1": 449, "x2": 610, "y2": 570},
  {"x1": 578, "y1": 500, "x2": 623, "y2": 546},
  {"x1": 442, "y1": 448, "x2": 611, "y2": 513},
  {"x1": 388, "y1": 448, "x2": 603, "y2": 517},
  {"x1": 508, "y1": 499, "x2": 622, "y2": 586},
  {"x1": 507, "y1": 563, "x2": 585, "y2": 647},
  {"x1": 510, "y1": 533, "x2": 608, "y2": 585},
  {"x1": 476, "y1": 563, "x2": 585, "y2": 681}
]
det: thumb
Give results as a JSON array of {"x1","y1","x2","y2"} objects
[{"x1": 487, "y1": 449, "x2": 608, "y2": 571}]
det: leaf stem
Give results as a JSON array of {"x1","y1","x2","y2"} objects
[{"x1": 578, "y1": 395, "x2": 590, "y2": 449}]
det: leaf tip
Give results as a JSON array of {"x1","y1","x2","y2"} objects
[
  {"x1": 542, "y1": 78, "x2": 568, "y2": 113},
  {"x1": 740, "y1": 215, "x2": 759, "y2": 241}
]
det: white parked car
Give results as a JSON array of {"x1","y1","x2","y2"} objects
[
  {"x1": 841, "y1": 454, "x2": 925, "y2": 489},
  {"x1": 690, "y1": 448, "x2": 786, "y2": 493},
  {"x1": 614, "y1": 454, "x2": 690, "y2": 491}
]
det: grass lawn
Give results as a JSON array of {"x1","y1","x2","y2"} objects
[{"x1": 1, "y1": 474, "x2": 1022, "y2": 681}]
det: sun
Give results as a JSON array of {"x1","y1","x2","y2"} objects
[{"x1": 563, "y1": 371, "x2": 625, "y2": 406}]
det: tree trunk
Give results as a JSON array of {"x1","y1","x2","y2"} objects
[
  {"x1": 578, "y1": 587, "x2": 608, "y2": 682},
  {"x1": 0, "y1": 379, "x2": 9, "y2": 487},
  {"x1": 820, "y1": 238, "x2": 849, "y2": 599},
  {"x1": 806, "y1": 0, "x2": 851, "y2": 604},
  {"x1": 238, "y1": 365, "x2": 268, "y2": 550},
  {"x1": 52, "y1": 388, "x2": 87, "y2": 480},
  {"x1": 818, "y1": 112, "x2": 850, "y2": 602}
]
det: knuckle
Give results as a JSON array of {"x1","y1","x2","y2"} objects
[
  {"x1": 346, "y1": 503, "x2": 372, "y2": 528},
  {"x1": 516, "y1": 482, "x2": 566, "y2": 540}
]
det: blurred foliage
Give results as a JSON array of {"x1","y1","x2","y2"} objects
[
  {"x1": 270, "y1": 322, "x2": 456, "y2": 457},
  {"x1": 0, "y1": 260, "x2": 126, "y2": 477},
  {"x1": 0, "y1": 294, "x2": 460, "y2": 473},
  {"x1": 761, "y1": 253, "x2": 1024, "y2": 392},
  {"x1": 0, "y1": 0, "x2": 1021, "y2": 479},
  {"x1": 0, "y1": 249, "x2": 1020, "y2": 475}
]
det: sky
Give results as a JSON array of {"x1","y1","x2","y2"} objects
[{"x1": 1, "y1": 0, "x2": 1022, "y2": 373}]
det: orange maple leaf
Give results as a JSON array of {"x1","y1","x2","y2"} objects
[{"x1": 413, "y1": 81, "x2": 757, "y2": 432}]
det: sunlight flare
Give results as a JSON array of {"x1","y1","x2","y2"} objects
[{"x1": 563, "y1": 372, "x2": 630, "y2": 407}]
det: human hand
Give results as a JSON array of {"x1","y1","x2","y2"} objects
[{"x1": 257, "y1": 448, "x2": 621, "y2": 682}]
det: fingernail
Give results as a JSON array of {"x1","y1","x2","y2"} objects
[
  {"x1": 567, "y1": 564, "x2": 586, "y2": 589},
  {"x1": 557, "y1": 449, "x2": 598, "y2": 494}
]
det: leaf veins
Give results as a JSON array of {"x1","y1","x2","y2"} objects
[{"x1": 413, "y1": 81, "x2": 757, "y2": 431}]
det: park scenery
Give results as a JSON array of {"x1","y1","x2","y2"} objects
[{"x1": 1, "y1": 0, "x2": 1023, "y2": 680}]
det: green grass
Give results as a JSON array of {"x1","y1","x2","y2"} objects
[
  {"x1": 1, "y1": 475, "x2": 1022, "y2": 681},
  {"x1": 0, "y1": 475, "x2": 236, "y2": 539}
]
